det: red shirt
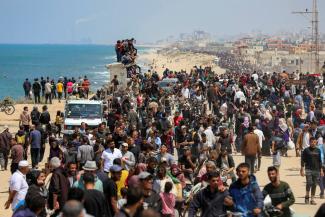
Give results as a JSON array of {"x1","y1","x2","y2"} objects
[{"x1": 174, "y1": 116, "x2": 183, "y2": 126}]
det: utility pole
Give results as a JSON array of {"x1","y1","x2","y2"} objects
[{"x1": 292, "y1": 0, "x2": 320, "y2": 73}]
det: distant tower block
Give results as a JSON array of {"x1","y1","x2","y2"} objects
[{"x1": 106, "y1": 62, "x2": 128, "y2": 89}]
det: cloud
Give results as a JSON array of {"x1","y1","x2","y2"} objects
[{"x1": 75, "y1": 15, "x2": 97, "y2": 25}]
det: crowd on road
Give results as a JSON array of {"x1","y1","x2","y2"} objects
[
  {"x1": 22, "y1": 76, "x2": 91, "y2": 103},
  {"x1": 2, "y1": 51, "x2": 325, "y2": 217}
]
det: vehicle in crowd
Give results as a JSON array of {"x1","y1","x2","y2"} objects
[
  {"x1": 63, "y1": 99, "x2": 104, "y2": 131},
  {"x1": 157, "y1": 78, "x2": 179, "y2": 92}
]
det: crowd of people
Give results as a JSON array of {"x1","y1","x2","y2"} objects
[
  {"x1": 2, "y1": 51, "x2": 325, "y2": 217},
  {"x1": 22, "y1": 76, "x2": 91, "y2": 103},
  {"x1": 115, "y1": 38, "x2": 137, "y2": 65}
]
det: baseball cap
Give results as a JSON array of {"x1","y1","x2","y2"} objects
[
  {"x1": 110, "y1": 165, "x2": 122, "y2": 172},
  {"x1": 138, "y1": 171, "x2": 153, "y2": 180}
]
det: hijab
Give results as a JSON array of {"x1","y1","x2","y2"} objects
[
  {"x1": 279, "y1": 118, "x2": 288, "y2": 132},
  {"x1": 243, "y1": 116, "x2": 250, "y2": 128}
]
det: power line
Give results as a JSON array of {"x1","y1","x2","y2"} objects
[{"x1": 292, "y1": 0, "x2": 320, "y2": 73}]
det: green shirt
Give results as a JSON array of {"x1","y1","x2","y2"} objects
[
  {"x1": 73, "y1": 175, "x2": 103, "y2": 192},
  {"x1": 262, "y1": 181, "x2": 295, "y2": 217}
]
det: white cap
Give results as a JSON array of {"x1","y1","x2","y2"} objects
[{"x1": 18, "y1": 160, "x2": 29, "y2": 167}]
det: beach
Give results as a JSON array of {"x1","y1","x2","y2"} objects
[
  {"x1": 0, "y1": 48, "x2": 322, "y2": 217},
  {"x1": 138, "y1": 48, "x2": 226, "y2": 76}
]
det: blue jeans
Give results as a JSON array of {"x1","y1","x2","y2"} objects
[
  {"x1": 245, "y1": 155, "x2": 257, "y2": 174},
  {"x1": 31, "y1": 148, "x2": 40, "y2": 168},
  {"x1": 320, "y1": 168, "x2": 325, "y2": 195}
]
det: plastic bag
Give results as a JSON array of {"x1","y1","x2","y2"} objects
[{"x1": 287, "y1": 139, "x2": 295, "y2": 150}]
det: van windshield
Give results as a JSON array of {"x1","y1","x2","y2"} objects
[{"x1": 66, "y1": 104, "x2": 102, "y2": 119}]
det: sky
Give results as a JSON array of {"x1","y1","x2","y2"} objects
[{"x1": 0, "y1": 0, "x2": 324, "y2": 44}]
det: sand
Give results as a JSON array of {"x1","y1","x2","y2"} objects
[
  {"x1": 138, "y1": 49, "x2": 226, "y2": 76},
  {"x1": 0, "y1": 99, "x2": 64, "y2": 217},
  {"x1": 0, "y1": 50, "x2": 322, "y2": 216}
]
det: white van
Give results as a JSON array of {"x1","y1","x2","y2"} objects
[{"x1": 64, "y1": 100, "x2": 104, "y2": 130}]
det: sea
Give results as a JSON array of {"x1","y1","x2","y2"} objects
[{"x1": 0, "y1": 44, "x2": 151, "y2": 100}]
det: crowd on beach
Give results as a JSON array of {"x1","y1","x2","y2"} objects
[
  {"x1": 22, "y1": 76, "x2": 91, "y2": 103},
  {"x1": 2, "y1": 48, "x2": 325, "y2": 217}
]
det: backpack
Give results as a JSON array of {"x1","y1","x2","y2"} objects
[{"x1": 16, "y1": 134, "x2": 26, "y2": 145}]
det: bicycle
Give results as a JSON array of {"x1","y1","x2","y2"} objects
[{"x1": 0, "y1": 99, "x2": 15, "y2": 115}]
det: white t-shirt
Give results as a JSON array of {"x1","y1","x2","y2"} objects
[
  {"x1": 101, "y1": 148, "x2": 122, "y2": 172},
  {"x1": 204, "y1": 127, "x2": 216, "y2": 148},
  {"x1": 9, "y1": 170, "x2": 28, "y2": 210},
  {"x1": 254, "y1": 129, "x2": 265, "y2": 148},
  {"x1": 181, "y1": 88, "x2": 190, "y2": 99},
  {"x1": 45, "y1": 82, "x2": 52, "y2": 94},
  {"x1": 252, "y1": 73, "x2": 258, "y2": 81},
  {"x1": 234, "y1": 90, "x2": 246, "y2": 103},
  {"x1": 302, "y1": 132, "x2": 310, "y2": 150}
]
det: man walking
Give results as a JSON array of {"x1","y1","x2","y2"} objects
[
  {"x1": 19, "y1": 106, "x2": 31, "y2": 133},
  {"x1": 48, "y1": 157, "x2": 70, "y2": 216},
  {"x1": 77, "y1": 137, "x2": 94, "y2": 168},
  {"x1": 253, "y1": 123, "x2": 265, "y2": 171},
  {"x1": 10, "y1": 138, "x2": 24, "y2": 174},
  {"x1": 101, "y1": 140, "x2": 122, "y2": 173},
  {"x1": 301, "y1": 137, "x2": 323, "y2": 205},
  {"x1": 263, "y1": 166, "x2": 295, "y2": 217},
  {"x1": 29, "y1": 125, "x2": 41, "y2": 168},
  {"x1": 103, "y1": 165, "x2": 122, "y2": 216},
  {"x1": 242, "y1": 126, "x2": 261, "y2": 173},
  {"x1": 0, "y1": 126, "x2": 12, "y2": 171},
  {"x1": 39, "y1": 105, "x2": 51, "y2": 134},
  {"x1": 121, "y1": 142, "x2": 136, "y2": 171},
  {"x1": 5, "y1": 160, "x2": 29, "y2": 210}
]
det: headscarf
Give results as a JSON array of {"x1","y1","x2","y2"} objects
[
  {"x1": 279, "y1": 118, "x2": 288, "y2": 132},
  {"x1": 243, "y1": 116, "x2": 250, "y2": 128},
  {"x1": 308, "y1": 111, "x2": 315, "y2": 122}
]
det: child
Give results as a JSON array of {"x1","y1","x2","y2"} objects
[
  {"x1": 160, "y1": 181, "x2": 175, "y2": 217},
  {"x1": 55, "y1": 110, "x2": 63, "y2": 138},
  {"x1": 117, "y1": 187, "x2": 128, "y2": 209}
]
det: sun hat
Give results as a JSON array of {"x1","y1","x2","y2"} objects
[{"x1": 82, "y1": 161, "x2": 97, "y2": 171}]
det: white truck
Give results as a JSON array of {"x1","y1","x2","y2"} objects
[{"x1": 64, "y1": 100, "x2": 104, "y2": 130}]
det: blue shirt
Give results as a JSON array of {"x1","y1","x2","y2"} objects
[{"x1": 30, "y1": 129, "x2": 41, "y2": 149}]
